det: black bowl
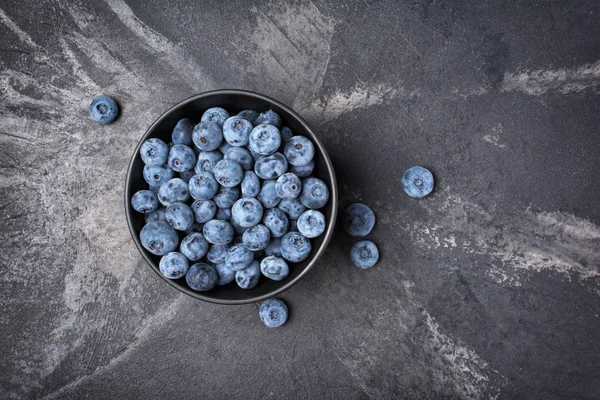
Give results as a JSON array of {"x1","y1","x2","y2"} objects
[{"x1": 125, "y1": 90, "x2": 338, "y2": 305}]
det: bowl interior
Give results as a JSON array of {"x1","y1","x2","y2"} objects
[{"x1": 125, "y1": 90, "x2": 337, "y2": 304}]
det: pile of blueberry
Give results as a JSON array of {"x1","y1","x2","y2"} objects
[{"x1": 130, "y1": 107, "x2": 330, "y2": 297}]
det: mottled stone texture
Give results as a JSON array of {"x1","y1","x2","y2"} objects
[{"x1": 1, "y1": 0, "x2": 599, "y2": 399}]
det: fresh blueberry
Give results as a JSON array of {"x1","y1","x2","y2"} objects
[
  {"x1": 223, "y1": 116, "x2": 253, "y2": 147},
  {"x1": 262, "y1": 208, "x2": 289, "y2": 238},
  {"x1": 343, "y1": 203, "x2": 375, "y2": 237},
  {"x1": 215, "y1": 207, "x2": 232, "y2": 221},
  {"x1": 297, "y1": 210, "x2": 326, "y2": 238},
  {"x1": 260, "y1": 256, "x2": 289, "y2": 281},
  {"x1": 193, "y1": 121, "x2": 223, "y2": 151},
  {"x1": 241, "y1": 171, "x2": 260, "y2": 198},
  {"x1": 232, "y1": 198, "x2": 264, "y2": 227},
  {"x1": 159, "y1": 252, "x2": 189, "y2": 279},
  {"x1": 257, "y1": 180, "x2": 281, "y2": 209},
  {"x1": 206, "y1": 243, "x2": 228, "y2": 264},
  {"x1": 235, "y1": 260, "x2": 260, "y2": 289},
  {"x1": 203, "y1": 220, "x2": 234, "y2": 245},
  {"x1": 290, "y1": 160, "x2": 314, "y2": 178},
  {"x1": 225, "y1": 244, "x2": 254, "y2": 271},
  {"x1": 249, "y1": 124, "x2": 281, "y2": 156},
  {"x1": 224, "y1": 147, "x2": 254, "y2": 171},
  {"x1": 237, "y1": 109, "x2": 259, "y2": 125},
  {"x1": 402, "y1": 166, "x2": 434, "y2": 198},
  {"x1": 184, "y1": 222, "x2": 203, "y2": 235},
  {"x1": 165, "y1": 202, "x2": 195, "y2": 231},
  {"x1": 254, "y1": 152, "x2": 288, "y2": 180},
  {"x1": 242, "y1": 224, "x2": 271, "y2": 251},
  {"x1": 230, "y1": 217, "x2": 247, "y2": 236},
  {"x1": 213, "y1": 186, "x2": 241, "y2": 208},
  {"x1": 255, "y1": 109, "x2": 281, "y2": 128},
  {"x1": 158, "y1": 178, "x2": 190, "y2": 206},
  {"x1": 213, "y1": 159, "x2": 244, "y2": 187},
  {"x1": 284, "y1": 136, "x2": 315, "y2": 167},
  {"x1": 140, "y1": 221, "x2": 179, "y2": 256},
  {"x1": 259, "y1": 298, "x2": 288, "y2": 328},
  {"x1": 215, "y1": 262, "x2": 235, "y2": 285},
  {"x1": 264, "y1": 237, "x2": 282, "y2": 257},
  {"x1": 186, "y1": 263, "x2": 218, "y2": 291},
  {"x1": 143, "y1": 164, "x2": 175, "y2": 187},
  {"x1": 280, "y1": 231, "x2": 312, "y2": 263},
  {"x1": 140, "y1": 138, "x2": 169, "y2": 166},
  {"x1": 280, "y1": 126, "x2": 293, "y2": 142},
  {"x1": 289, "y1": 219, "x2": 298, "y2": 231},
  {"x1": 300, "y1": 177, "x2": 329, "y2": 209},
  {"x1": 191, "y1": 199, "x2": 217, "y2": 223},
  {"x1": 172, "y1": 118, "x2": 195, "y2": 146},
  {"x1": 179, "y1": 169, "x2": 195, "y2": 182},
  {"x1": 179, "y1": 232, "x2": 208, "y2": 261},
  {"x1": 275, "y1": 173, "x2": 302, "y2": 200},
  {"x1": 219, "y1": 141, "x2": 233, "y2": 156},
  {"x1": 89, "y1": 95, "x2": 119, "y2": 124},
  {"x1": 351, "y1": 241, "x2": 379, "y2": 269},
  {"x1": 278, "y1": 198, "x2": 306, "y2": 219},
  {"x1": 131, "y1": 190, "x2": 159, "y2": 214},
  {"x1": 194, "y1": 150, "x2": 223, "y2": 174},
  {"x1": 145, "y1": 207, "x2": 166, "y2": 223},
  {"x1": 188, "y1": 172, "x2": 219, "y2": 200},
  {"x1": 168, "y1": 144, "x2": 196, "y2": 172},
  {"x1": 201, "y1": 107, "x2": 229, "y2": 127}
]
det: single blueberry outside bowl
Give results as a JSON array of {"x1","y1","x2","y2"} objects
[{"x1": 125, "y1": 90, "x2": 338, "y2": 305}]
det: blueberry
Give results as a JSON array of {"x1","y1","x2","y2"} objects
[
  {"x1": 235, "y1": 260, "x2": 260, "y2": 289},
  {"x1": 201, "y1": 107, "x2": 229, "y2": 127},
  {"x1": 225, "y1": 244, "x2": 254, "y2": 271},
  {"x1": 264, "y1": 237, "x2": 282, "y2": 257},
  {"x1": 290, "y1": 160, "x2": 314, "y2": 178},
  {"x1": 289, "y1": 219, "x2": 298, "y2": 231},
  {"x1": 172, "y1": 118, "x2": 195, "y2": 146},
  {"x1": 145, "y1": 207, "x2": 166, "y2": 223},
  {"x1": 140, "y1": 138, "x2": 169, "y2": 166},
  {"x1": 215, "y1": 262, "x2": 235, "y2": 285},
  {"x1": 188, "y1": 172, "x2": 219, "y2": 200},
  {"x1": 275, "y1": 173, "x2": 302, "y2": 200},
  {"x1": 237, "y1": 109, "x2": 259, "y2": 125},
  {"x1": 242, "y1": 224, "x2": 271, "y2": 251},
  {"x1": 131, "y1": 190, "x2": 159, "y2": 214},
  {"x1": 144, "y1": 164, "x2": 175, "y2": 187},
  {"x1": 193, "y1": 121, "x2": 223, "y2": 151},
  {"x1": 203, "y1": 220, "x2": 234, "y2": 245},
  {"x1": 206, "y1": 243, "x2": 228, "y2": 264},
  {"x1": 259, "y1": 298, "x2": 288, "y2": 328},
  {"x1": 168, "y1": 144, "x2": 196, "y2": 172},
  {"x1": 280, "y1": 231, "x2": 312, "y2": 263},
  {"x1": 254, "y1": 152, "x2": 288, "y2": 180},
  {"x1": 179, "y1": 169, "x2": 195, "y2": 182},
  {"x1": 216, "y1": 207, "x2": 232, "y2": 221},
  {"x1": 284, "y1": 136, "x2": 315, "y2": 167},
  {"x1": 230, "y1": 217, "x2": 247, "y2": 236},
  {"x1": 249, "y1": 147, "x2": 261, "y2": 161},
  {"x1": 232, "y1": 197, "x2": 264, "y2": 227},
  {"x1": 184, "y1": 222, "x2": 203, "y2": 235},
  {"x1": 194, "y1": 150, "x2": 223, "y2": 174},
  {"x1": 180, "y1": 232, "x2": 209, "y2": 261},
  {"x1": 224, "y1": 147, "x2": 254, "y2": 171},
  {"x1": 280, "y1": 126, "x2": 293, "y2": 142},
  {"x1": 255, "y1": 109, "x2": 281, "y2": 128},
  {"x1": 278, "y1": 198, "x2": 306, "y2": 219},
  {"x1": 351, "y1": 241, "x2": 379, "y2": 269},
  {"x1": 140, "y1": 221, "x2": 179, "y2": 256},
  {"x1": 89, "y1": 95, "x2": 119, "y2": 124},
  {"x1": 165, "y1": 202, "x2": 195, "y2": 231},
  {"x1": 297, "y1": 210, "x2": 326, "y2": 238},
  {"x1": 402, "y1": 166, "x2": 434, "y2": 198},
  {"x1": 257, "y1": 180, "x2": 281, "y2": 209},
  {"x1": 262, "y1": 208, "x2": 289, "y2": 238},
  {"x1": 213, "y1": 186, "x2": 241, "y2": 208},
  {"x1": 219, "y1": 141, "x2": 233, "y2": 156},
  {"x1": 241, "y1": 171, "x2": 260, "y2": 198},
  {"x1": 191, "y1": 199, "x2": 217, "y2": 223},
  {"x1": 186, "y1": 263, "x2": 218, "y2": 291},
  {"x1": 343, "y1": 203, "x2": 375, "y2": 237},
  {"x1": 158, "y1": 178, "x2": 190, "y2": 206},
  {"x1": 159, "y1": 252, "x2": 189, "y2": 279},
  {"x1": 300, "y1": 178, "x2": 329, "y2": 209},
  {"x1": 223, "y1": 116, "x2": 253, "y2": 146},
  {"x1": 260, "y1": 256, "x2": 289, "y2": 281},
  {"x1": 213, "y1": 159, "x2": 244, "y2": 187},
  {"x1": 249, "y1": 124, "x2": 281, "y2": 156},
  {"x1": 149, "y1": 185, "x2": 161, "y2": 194}
]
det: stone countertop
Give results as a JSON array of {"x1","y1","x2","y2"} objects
[{"x1": 1, "y1": 0, "x2": 599, "y2": 399}]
